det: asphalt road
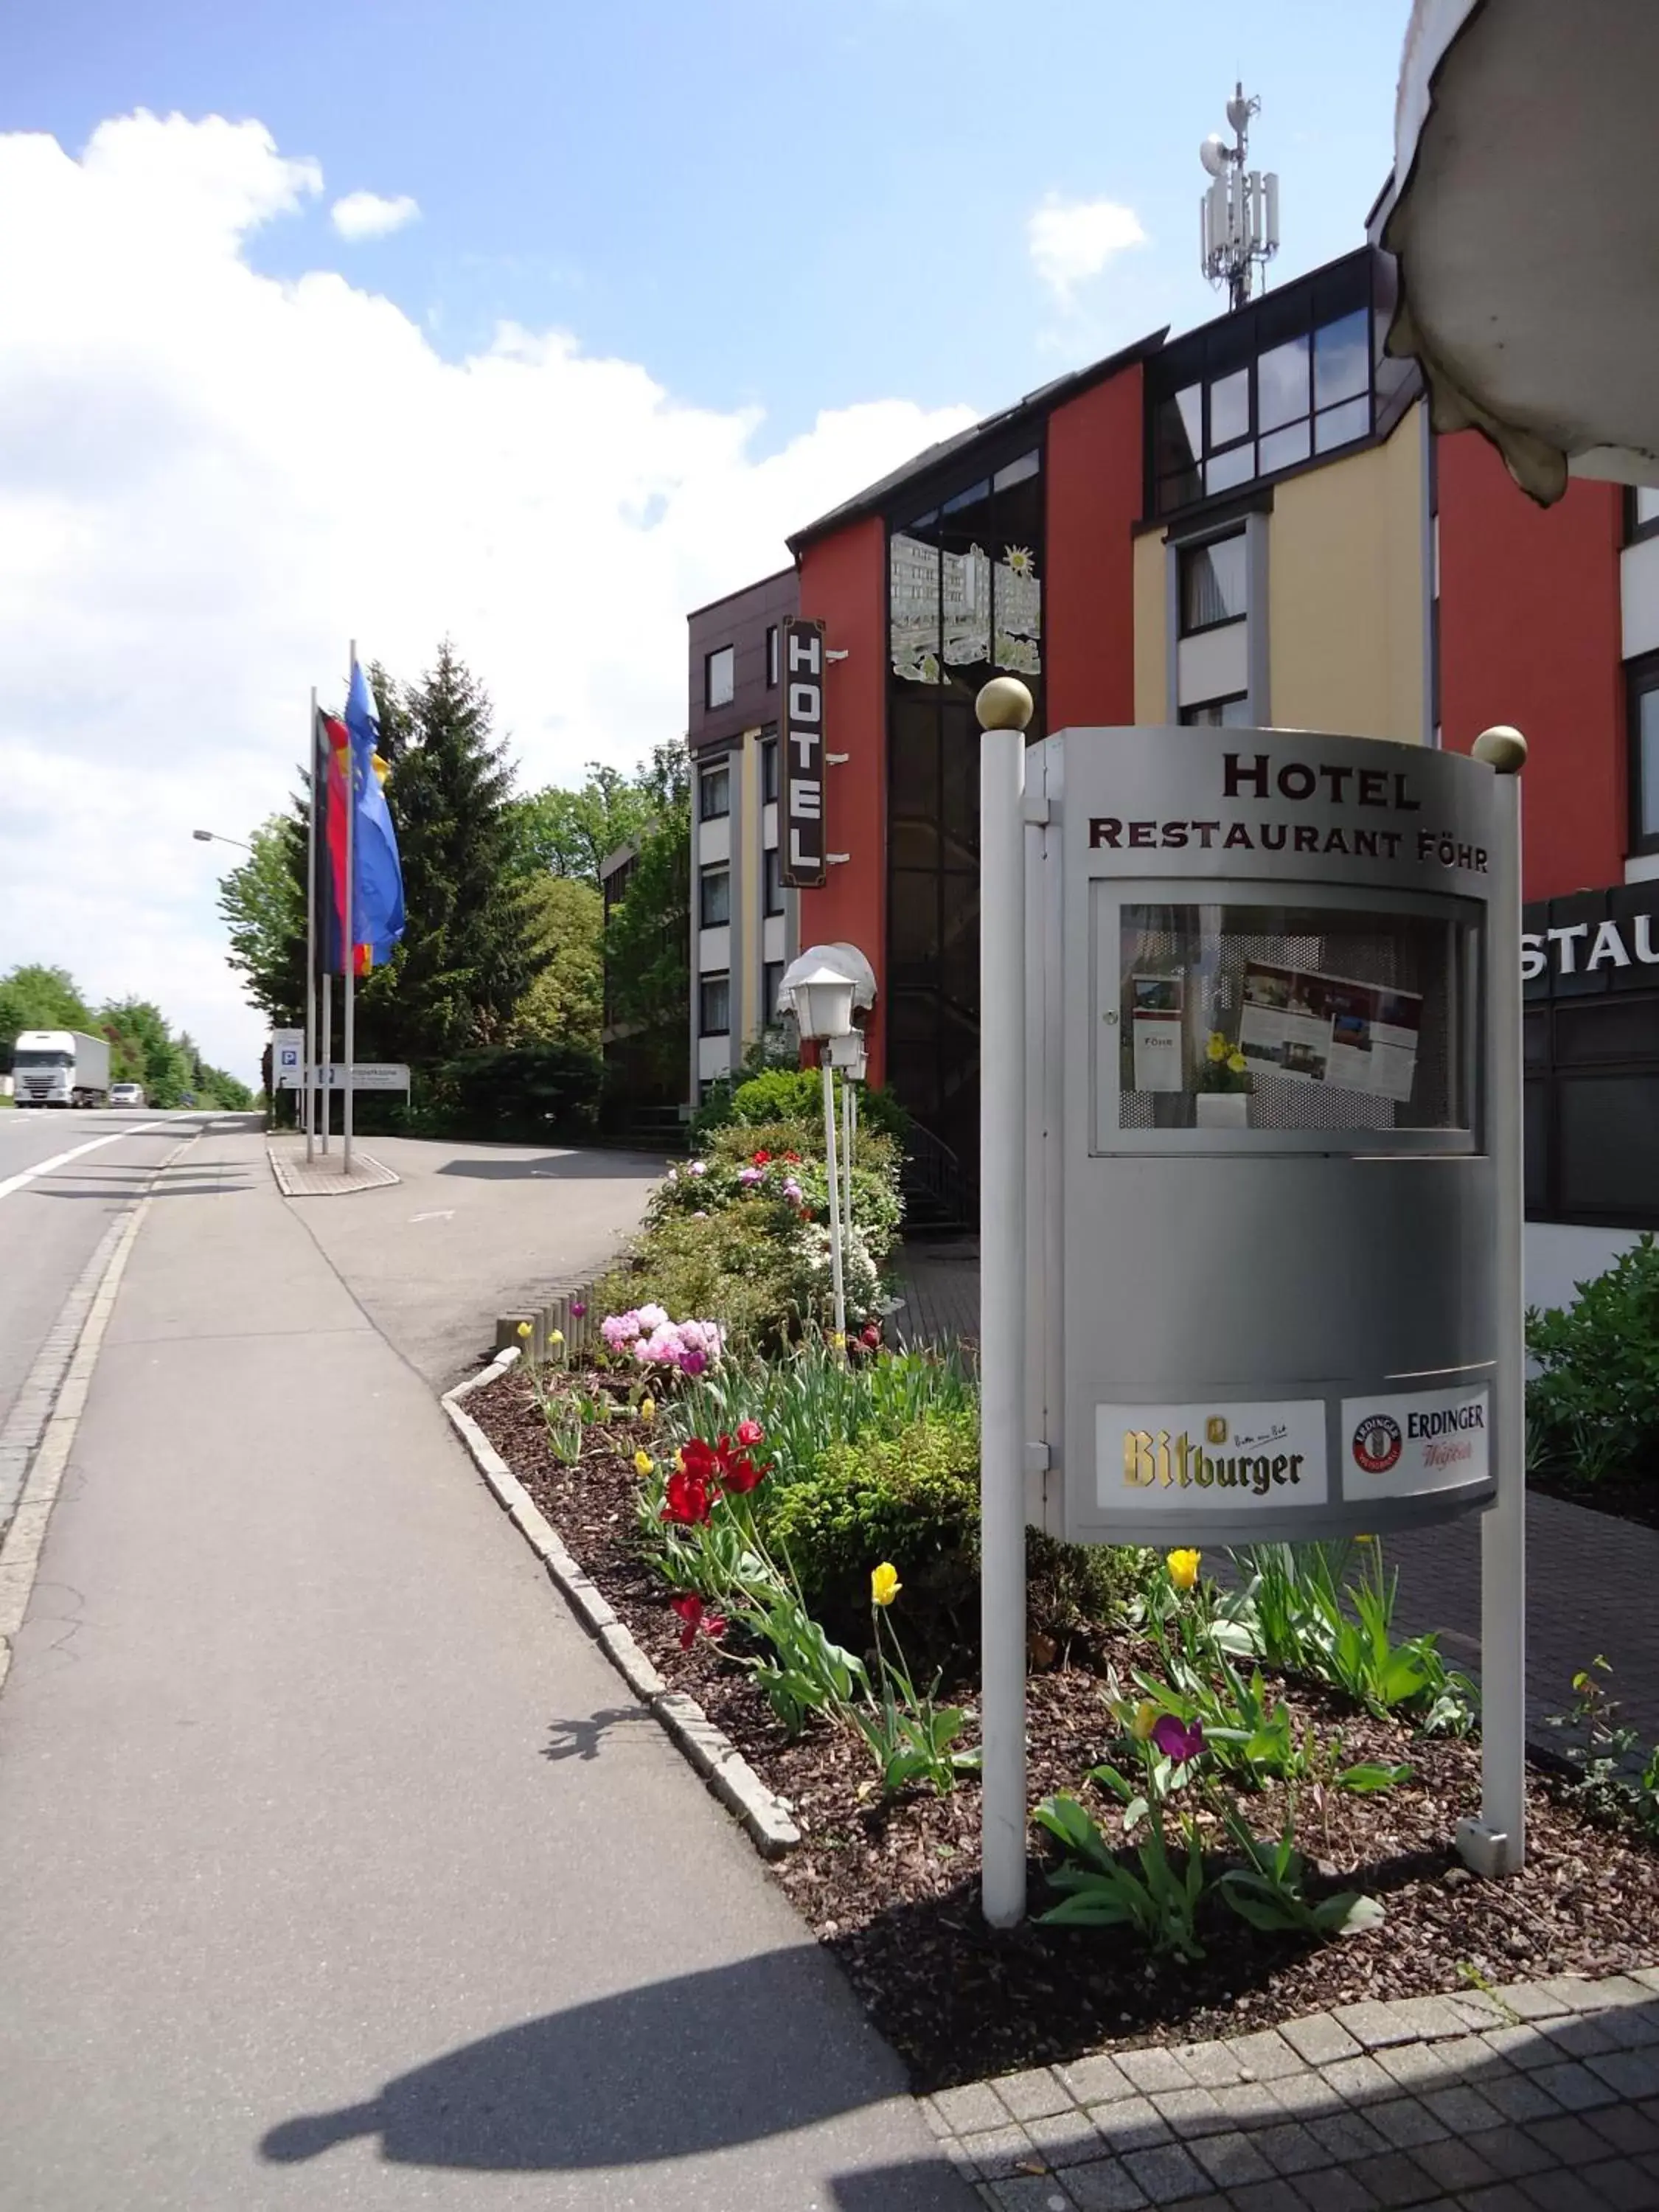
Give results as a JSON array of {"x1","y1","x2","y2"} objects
[
  {"x1": 0, "y1": 1109, "x2": 246, "y2": 1453},
  {"x1": 285, "y1": 1132, "x2": 666, "y2": 1385}
]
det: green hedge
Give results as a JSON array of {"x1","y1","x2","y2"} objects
[{"x1": 425, "y1": 1043, "x2": 602, "y2": 1144}]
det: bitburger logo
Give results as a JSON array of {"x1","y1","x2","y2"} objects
[{"x1": 1352, "y1": 1413, "x2": 1402, "y2": 1475}]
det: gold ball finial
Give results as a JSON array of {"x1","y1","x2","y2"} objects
[
  {"x1": 1472, "y1": 725, "x2": 1527, "y2": 775},
  {"x1": 975, "y1": 675, "x2": 1034, "y2": 733}
]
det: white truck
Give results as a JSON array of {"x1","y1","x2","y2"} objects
[{"x1": 11, "y1": 1029, "x2": 112, "y2": 1108}]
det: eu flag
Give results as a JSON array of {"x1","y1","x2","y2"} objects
[{"x1": 344, "y1": 660, "x2": 406, "y2": 967}]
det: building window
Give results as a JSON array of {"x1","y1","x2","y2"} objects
[
  {"x1": 1178, "y1": 532, "x2": 1247, "y2": 634},
  {"x1": 699, "y1": 864, "x2": 731, "y2": 928},
  {"x1": 1180, "y1": 696, "x2": 1251, "y2": 727},
  {"x1": 765, "y1": 626, "x2": 779, "y2": 687},
  {"x1": 699, "y1": 973, "x2": 731, "y2": 1035},
  {"x1": 699, "y1": 759, "x2": 730, "y2": 820},
  {"x1": 763, "y1": 844, "x2": 785, "y2": 917},
  {"x1": 705, "y1": 645, "x2": 735, "y2": 709},
  {"x1": 1630, "y1": 658, "x2": 1659, "y2": 855},
  {"x1": 1627, "y1": 488, "x2": 1659, "y2": 545},
  {"x1": 762, "y1": 959, "x2": 785, "y2": 1023},
  {"x1": 1149, "y1": 254, "x2": 1382, "y2": 518},
  {"x1": 760, "y1": 734, "x2": 779, "y2": 804}
]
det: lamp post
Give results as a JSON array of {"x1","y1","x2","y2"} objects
[
  {"x1": 192, "y1": 830, "x2": 251, "y2": 852},
  {"x1": 827, "y1": 1029, "x2": 866, "y2": 1257},
  {"x1": 791, "y1": 963, "x2": 857, "y2": 1340}
]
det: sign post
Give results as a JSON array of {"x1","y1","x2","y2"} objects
[
  {"x1": 1461, "y1": 726, "x2": 1528, "y2": 1877},
  {"x1": 976, "y1": 675, "x2": 1034, "y2": 1930}
]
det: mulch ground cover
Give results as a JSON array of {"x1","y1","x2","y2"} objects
[{"x1": 471, "y1": 1366, "x2": 1659, "y2": 2093}]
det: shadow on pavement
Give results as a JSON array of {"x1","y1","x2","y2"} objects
[
  {"x1": 260, "y1": 1950, "x2": 967, "y2": 2202},
  {"x1": 29, "y1": 1180, "x2": 256, "y2": 1200},
  {"x1": 434, "y1": 1152, "x2": 668, "y2": 1183},
  {"x1": 541, "y1": 1706, "x2": 653, "y2": 1762}
]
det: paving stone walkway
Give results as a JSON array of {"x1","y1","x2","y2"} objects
[{"x1": 921, "y1": 1969, "x2": 1659, "y2": 2211}]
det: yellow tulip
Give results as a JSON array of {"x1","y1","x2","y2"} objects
[
  {"x1": 1166, "y1": 1547, "x2": 1202, "y2": 1592},
  {"x1": 633, "y1": 1450, "x2": 654, "y2": 1477},
  {"x1": 639, "y1": 1397, "x2": 656, "y2": 1424},
  {"x1": 672, "y1": 1447, "x2": 685, "y2": 1473},
  {"x1": 549, "y1": 1329, "x2": 564, "y2": 1346},
  {"x1": 871, "y1": 1562, "x2": 902, "y2": 1607},
  {"x1": 1226, "y1": 1052, "x2": 1248, "y2": 1075},
  {"x1": 1130, "y1": 1700, "x2": 1160, "y2": 1742},
  {"x1": 516, "y1": 1321, "x2": 532, "y2": 1339},
  {"x1": 1206, "y1": 1034, "x2": 1227, "y2": 1062}
]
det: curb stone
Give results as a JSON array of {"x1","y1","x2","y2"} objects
[{"x1": 441, "y1": 1349, "x2": 801, "y2": 1858}]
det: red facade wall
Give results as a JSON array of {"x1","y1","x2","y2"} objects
[
  {"x1": 797, "y1": 515, "x2": 889, "y2": 1079},
  {"x1": 1437, "y1": 432, "x2": 1624, "y2": 899},
  {"x1": 1045, "y1": 364, "x2": 1144, "y2": 730}
]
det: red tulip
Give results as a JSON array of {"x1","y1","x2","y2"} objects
[
  {"x1": 860, "y1": 1324, "x2": 882, "y2": 1349},
  {"x1": 680, "y1": 1437, "x2": 721, "y2": 1481},
  {"x1": 718, "y1": 1451, "x2": 765, "y2": 1495},
  {"x1": 735, "y1": 1418, "x2": 765, "y2": 1447},
  {"x1": 751, "y1": 1149, "x2": 772, "y2": 1165},
  {"x1": 662, "y1": 1467, "x2": 714, "y2": 1526},
  {"x1": 783, "y1": 1150, "x2": 801, "y2": 1163},
  {"x1": 669, "y1": 1593, "x2": 727, "y2": 1650}
]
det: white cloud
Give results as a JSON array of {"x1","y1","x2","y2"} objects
[
  {"x1": 0, "y1": 111, "x2": 975, "y2": 1081},
  {"x1": 330, "y1": 189, "x2": 420, "y2": 241},
  {"x1": 1027, "y1": 195, "x2": 1146, "y2": 305}
]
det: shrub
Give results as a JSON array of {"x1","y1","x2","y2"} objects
[
  {"x1": 1526, "y1": 1235, "x2": 1659, "y2": 1481},
  {"x1": 767, "y1": 1411, "x2": 1155, "y2": 1666},
  {"x1": 591, "y1": 1211, "x2": 808, "y2": 1352},
  {"x1": 769, "y1": 1413, "x2": 981, "y2": 1652},
  {"x1": 428, "y1": 1042, "x2": 602, "y2": 1142},
  {"x1": 692, "y1": 1064, "x2": 911, "y2": 1147}
]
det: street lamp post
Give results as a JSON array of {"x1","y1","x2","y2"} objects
[
  {"x1": 192, "y1": 830, "x2": 251, "y2": 852},
  {"x1": 791, "y1": 964, "x2": 858, "y2": 1340}
]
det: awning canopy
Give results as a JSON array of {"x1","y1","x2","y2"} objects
[{"x1": 1386, "y1": 0, "x2": 1659, "y2": 504}]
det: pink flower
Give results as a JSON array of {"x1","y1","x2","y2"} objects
[
  {"x1": 570, "y1": 1301, "x2": 585, "y2": 1318},
  {"x1": 679, "y1": 1349, "x2": 709, "y2": 1377},
  {"x1": 1150, "y1": 1714, "x2": 1205, "y2": 1764},
  {"x1": 738, "y1": 1166, "x2": 763, "y2": 1186},
  {"x1": 735, "y1": 1418, "x2": 764, "y2": 1447},
  {"x1": 686, "y1": 1161, "x2": 707, "y2": 1179},
  {"x1": 601, "y1": 1311, "x2": 642, "y2": 1349},
  {"x1": 782, "y1": 1178, "x2": 803, "y2": 1203}
]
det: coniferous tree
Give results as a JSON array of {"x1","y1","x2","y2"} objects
[{"x1": 373, "y1": 642, "x2": 535, "y2": 1065}]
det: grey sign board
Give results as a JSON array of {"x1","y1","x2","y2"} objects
[{"x1": 1025, "y1": 726, "x2": 1506, "y2": 1546}]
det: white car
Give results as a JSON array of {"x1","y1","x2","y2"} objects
[{"x1": 109, "y1": 1082, "x2": 146, "y2": 1108}]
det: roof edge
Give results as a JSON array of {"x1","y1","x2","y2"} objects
[
  {"x1": 685, "y1": 565, "x2": 799, "y2": 624},
  {"x1": 786, "y1": 325, "x2": 1169, "y2": 556}
]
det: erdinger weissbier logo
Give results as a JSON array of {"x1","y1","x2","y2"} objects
[{"x1": 1352, "y1": 1413, "x2": 1402, "y2": 1475}]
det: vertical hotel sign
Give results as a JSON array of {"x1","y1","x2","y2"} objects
[{"x1": 781, "y1": 616, "x2": 826, "y2": 888}]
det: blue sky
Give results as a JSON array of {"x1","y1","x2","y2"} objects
[
  {"x1": 0, "y1": 1, "x2": 1414, "y2": 1078},
  {"x1": 2, "y1": 0, "x2": 1411, "y2": 440}
]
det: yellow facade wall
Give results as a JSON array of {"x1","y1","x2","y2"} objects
[
  {"x1": 1267, "y1": 401, "x2": 1426, "y2": 745},
  {"x1": 1132, "y1": 532, "x2": 1166, "y2": 723},
  {"x1": 738, "y1": 726, "x2": 761, "y2": 1043}
]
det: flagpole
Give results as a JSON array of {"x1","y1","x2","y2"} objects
[
  {"x1": 305, "y1": 687, "x2": 318, "y2": 1161},
  {"x1": 343, "y1": 639, "x2": 356, "y2": 1177}
]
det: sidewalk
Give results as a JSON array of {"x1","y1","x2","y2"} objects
[
  {"x1": 0, "y1": 1128, "x2": 968, "y2": 2211},
  {"x1": 897, "y1": 1239, "x2": 1659, "y2": 1749}
]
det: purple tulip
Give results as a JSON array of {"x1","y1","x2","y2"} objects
[
  {"x1": 1150, "y1": 1714, "x2": 1205, "y2": 1764},
  {"x1": 678, "y1": 1349, "x2": 709, "y2": 1377}
]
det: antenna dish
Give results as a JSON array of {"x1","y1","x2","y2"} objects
[
  {"x1": 1225, "y1": 93, "x2": 1252, "y2": 132},
  {"x1": 1200, "y1": 134, "x2": 1228, "y2": 178}
]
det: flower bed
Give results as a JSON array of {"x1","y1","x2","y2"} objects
[{"x1": 468, "y1": 1357, "x2": 1659, "y2": 2094}]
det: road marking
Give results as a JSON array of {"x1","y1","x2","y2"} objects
[
  {"x1": 0, "y1": 1123, "x2": 164, "y2": 1202},
  {"x1": 409, "y1": 1209, "x2": 455, "y2": 1222},
  {"x1": 0, "y1": 1133, "x2": 196, "y2": 1694}
]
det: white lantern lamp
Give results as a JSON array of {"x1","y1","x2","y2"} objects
[{"x1": 790, "y1": 964, "x2": 856, "y2": 1043}]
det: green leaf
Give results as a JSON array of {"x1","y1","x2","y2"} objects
[
  {"x1": 1337, "y1": 1761, "x2": 1413, "y2": 1792},
  {"x1": 1312, "y1": 1891, "x2": 1386, "y2": 1936}
]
